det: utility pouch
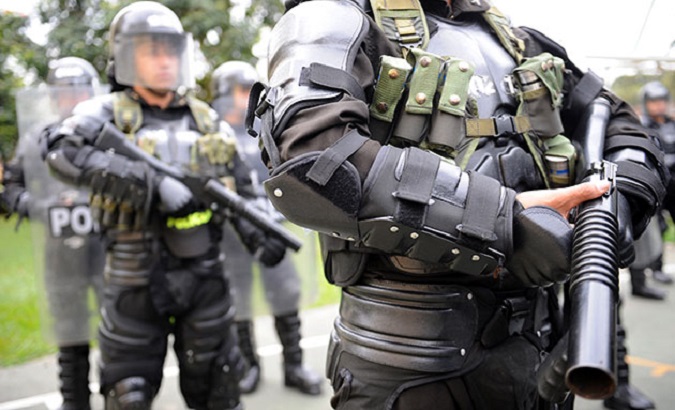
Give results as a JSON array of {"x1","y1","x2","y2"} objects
[
  {"x1": 428, "y1": 58, "x2": 475, "y2": 153},
  {"x1": 391, "y1": 49, "x2": 443, "y2": 144},
  {"x1": 192, "y1": 132, "x2": 236, "y2": 167},
  {"x1": 369, "y1": 55, "x2": 412, "y2": 143},
  {"x1": 320, "y1": 233, "x2": 369, "y2": 287},
  {"x1": 543, "y1": 134, "x2": 577, "y2": 187},
  {"x1": 513, "y1": 53, "x2": 565, "y2": 138}
]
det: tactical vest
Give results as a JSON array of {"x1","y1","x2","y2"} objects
[{"x1": 367, "y1": 0, "x2": 576, "y2": 189}]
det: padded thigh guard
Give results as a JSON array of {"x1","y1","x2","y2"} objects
[
  {"x1": 265, "y1": 142, "x2": 516, "y2": 276},
  {"x1": 266, "y1": 0, "x2": 368, "y2": 138}
]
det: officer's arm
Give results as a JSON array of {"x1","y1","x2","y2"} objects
[{"x1": 0, "y1": 154, "x2": 29, "y2": 217}]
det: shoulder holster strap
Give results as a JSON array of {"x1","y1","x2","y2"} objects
[{"x1": 482, "y1": 6, "x2": 525, "y2": 64}]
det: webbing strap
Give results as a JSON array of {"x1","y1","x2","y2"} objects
[
  {"x1": 369, "y1": 0, "x2": 430, "y2": 52},
  {"x1": 394, "y1": 147, "x2": 440, "y2": 228},
  {"x1": 457, "y1": 171, "x2": 500, "y2": 244},
  {"x1": 465, "y1": 116, "x2": 532, "y2": 137},
  {"x1": 567, "y1": 70, "x2": 605, "y2": 124},
  {"x1": 604, "y1": 135, "x2": 664, "y2": 162},
  {"x1": 306, "y1": 130, "x2": 369, "y2": 186},
  {"x1": 482, "y1": 6, "x2": 525, "y2": 64},
  {"x1": 616, "y1": 161, "x2": 666, "y2": 201},
  {"x1": 299, "y1": 63, "x2": 366, "y2": 102}
]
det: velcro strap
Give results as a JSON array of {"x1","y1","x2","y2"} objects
[
  {"x1": 616, "y1": 161, "x2": 666, "y2": 202},
  {"x1": 456, "y1": 171, "x2": 500, "y2": 243},
  {"x1": 393, "y1": 148, "x2": 439, "y2": 229},
  {"x1": 567, "y1": 70, "x2": 604, "y2": 122},
  {"x1": 306, "y1": 130, "x2": 369, "y2": 186},
  {"x1": 465, "y1": 116, "x2": 531, "y2": 137},
  {"x1": 299, "y1": 63, "x2": 366, "y2": 102},
  {"x1": 395, "y1": 148, "x2": 439, "y2": 204},
  {"x1": 604, "y1": 135, "x2": 665, "y2": 163}
]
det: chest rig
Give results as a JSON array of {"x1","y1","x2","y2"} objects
[
  {"x1": 367, "y1": 0, "x2": 576, "y2": 190},
  {"x1": 111, "y1": 91, "x2": 237, "y2": 179}
]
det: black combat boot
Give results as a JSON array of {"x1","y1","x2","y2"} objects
[
  {"x1": 274, "y1": 312, "x2": 323, "y2": 395},
  {"x1": 650, "y1": 256, "x2": 673, "y2": 285},
  {"x1": 629, "y1": 268, "x2": 666, "y2": 300},
  {"x1": 57, "y1": 344, "x2": 91, "y2": 410},
  {"x1": 603, "y1": 325, "x2": 655, "y2": 410},
  {"x1": 236, "y1": 320, "x2": 261, "y2": 394}
]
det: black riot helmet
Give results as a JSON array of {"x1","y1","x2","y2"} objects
[
  {"x1": 210, "y1": 61, "x2": 259, "y2": 100},
  {"x1": 47, "y1": 57, "x2": 100, "y2": 87},
  {"x1": 107, "y1": 1, "x2": 194, "y2": 92},
  {"x1": 641, "y1": 81, "x2": 671, "y2": 104},
  {"x1": 210, "y1": 61, "x2": 259, "y2": 123}
]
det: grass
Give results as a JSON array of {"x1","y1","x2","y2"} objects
[
  {"x1": 0, "y1": 216, "x2": 56, "y2": 366},
  {"x1": 0, "y1": 217, "x2": 340, "y2": 367}
]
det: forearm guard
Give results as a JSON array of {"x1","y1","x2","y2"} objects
[{"x1": 264, "y1": 132, "x2": 515, "y2": 276}]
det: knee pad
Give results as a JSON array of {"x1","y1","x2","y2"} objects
[{"x1": 104, "y1": 377, "x2": 155, "y2": 410}]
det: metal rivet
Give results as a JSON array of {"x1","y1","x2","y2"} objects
[
  {"x1": 467, "y1": 293, "x2": 473, "y2": 300},
  {"x1": 390, "y1": 226, "x2": 400, "y2": 233},
  {"x1": 410, "y1": 232, "x2": 419, "y2": 239},
  {"x1": 346, "y1": 236, "x2": 355, "y2": 241},
  {"x1": 376, "y1": 102, "x2": 388, "y2": 113},
  {"x1": 537, "y1": 331, "x2": 542, "y2": 338},
  {"x1": 222, "y1": 365, "x2": 230, "y2": 372},
  {"x1": 471, "y1": 255, "x2": 480, "y2": 261},
  {"x1": 332, "y1": 232, "x2": 341, "y2": 237},
  {"x1": 449, "y1": 94, "x2": 461, "y2": 105},
  {"x1": 273, "y1": 188, "x2": 283, "y2": 197},
  {"x1": 458, "y1": 61, "x2": 470, "y2": 72},
  {"x1": 451, "y1": 248, "x2": 460, "y2": 255},
  {"x1": 460, "y1": 348, "x2": 466, "y2": 356},
  {"x1": 541, "y1": 61, "x2": 549, "y2": 71},
  {"x1": 420, "y1": 56, "x2": 431, "y2": 67},
  {"x1": 388, "y1": 68, "x2": 400, "y2": 79},
  {"x1": 49, "y1": 152, "x2": 58, "y2": 160},
  {"x1": 415, "y1": 92, "x2": 427, "y2": 105}
]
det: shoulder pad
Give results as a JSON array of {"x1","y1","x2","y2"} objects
[{"x1": 268, "y1": 0, "x2": 368, "y2": 127}]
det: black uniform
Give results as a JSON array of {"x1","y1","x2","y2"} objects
[
  {"x1": 251, "y1": 1, "x2": 667, "y2": 409},
  {"x1": 42, "y1": 3, "x2": 286, "y2": 409}
]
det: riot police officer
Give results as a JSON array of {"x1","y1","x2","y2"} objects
[
  {"x1": 43, "y1": 2, "x2": 287, "y2": 409},
  {"x1": 249, "y1": 0, "x2": 667, "y2": 409},
  {"x1": 211, "y1": 61, "x2": 323, "y2": 395},
  {"x1": 2, "y1": 56, "x2": 105, "y2": 410}
]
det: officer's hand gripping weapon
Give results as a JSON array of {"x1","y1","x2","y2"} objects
[{"x1": 93, "y1": 122, "x2": 302, "y2": 251}]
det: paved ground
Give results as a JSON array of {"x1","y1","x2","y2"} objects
[{"x1": 2, "y1": 260, "x2": 675, "y2": 409}]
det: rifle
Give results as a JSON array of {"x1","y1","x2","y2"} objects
[
  {"x1": 93, "y1": 122, "x2": 303, "y2": 252},
  {"x1": 565, "y1": 97, "x2": 619, "y2": 399}
]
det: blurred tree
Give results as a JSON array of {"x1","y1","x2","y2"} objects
[
  {"x1": 610, "y1": 70, "x2": 675, "y2": 113},
  {"x1": 0, "y1": 11, "x2": 48, "y2": 159}
]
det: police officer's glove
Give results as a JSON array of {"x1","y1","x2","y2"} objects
[
  {"x1": 506, "y1": 205, "x2": 573, "y2": 287},
  {"x1": 616, "y1": 192, "x2": 635, "y2": 268},
  {"x1": 232, "y1": 217, "x2": 287, "y2": 266},
  {"x1": 83, "y1": 150, "x2": 155, "y2": 230},
  {"x1": 0, "y1": 189, "x2": 30, "y2": 218},
  {"x1": 157, "y1": 176, "x2": 198, "y2": 217}
]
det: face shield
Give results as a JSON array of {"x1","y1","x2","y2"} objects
[
  {"x1": 48, "y1": 85, "x2": 98, "y2": 119},
  {"x1": 114, "y1": 31, "x2": 195, "y2": 92}
]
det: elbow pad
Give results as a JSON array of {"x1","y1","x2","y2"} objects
[
  {"x1": 604, "y1": 135, "x2": 668, "y2": 236},
  {"x1": 265, "y1": 137, "x2": 515, "y2": 275}
]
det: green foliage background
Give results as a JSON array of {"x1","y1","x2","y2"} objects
[{"x1": 1, "y1": 0, "x2": 284, "y2": 159}]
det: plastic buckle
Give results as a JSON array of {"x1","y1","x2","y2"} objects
[{"x1": 494, "y1": 115, "x2": 516, "y2": 136}]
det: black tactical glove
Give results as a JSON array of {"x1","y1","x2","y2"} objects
[
  {"x1": 83, "y1": 149, "x2": 155, "y2": 230},
  {"x1": 1, "y1": 189, "x2": 30, "y2": 218},
  {"x1": 506, "y1": 205, "x2": 573, "y2": 287},
  {"x1": 232, "y1": 217, "x2": 287, "y2": 267}
]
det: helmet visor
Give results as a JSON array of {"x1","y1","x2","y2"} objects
[{"x1": 114, "y1": 32, "x2": 195, "y2": 91}]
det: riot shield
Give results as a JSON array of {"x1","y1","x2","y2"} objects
[{"x1": 15, "y1": 85, "x2": 108, "y2": 346}]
